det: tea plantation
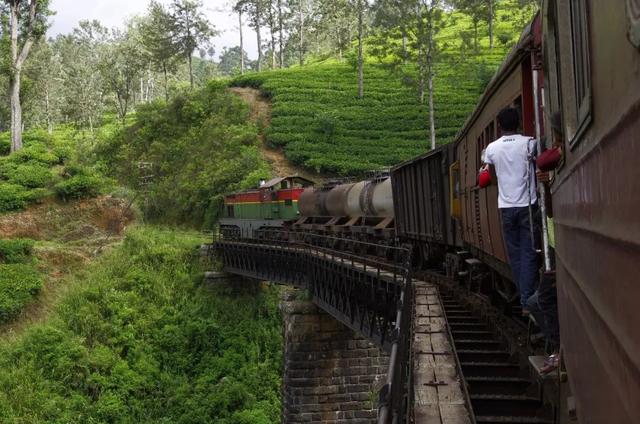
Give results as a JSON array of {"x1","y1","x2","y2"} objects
[{"x1": 232, "y1": 55, "x2": 505, "y2": 175}]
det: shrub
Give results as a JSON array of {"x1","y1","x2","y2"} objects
[
  {"x1": 0, "y1": 263, "x2": 43, "y2": 322},
  {"x1": 0, "y1": 183, "x2": 29, "y2": 212},
  {"x1": 11, "y1": 143, "x2": 60, "y2": 165},
  {"x1": 54, "y1": 174, "x2": 103, "y2": 201},
  {"x1": 6, "y1": 163, "x2": 53, "y2": 188},
  {"x1": 0, "y1": 239, "x2": 35, "y2": 264}
]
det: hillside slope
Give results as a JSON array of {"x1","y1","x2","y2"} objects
[{"x1": 232, "y1": 58, "x2": 501, "y2": 175}]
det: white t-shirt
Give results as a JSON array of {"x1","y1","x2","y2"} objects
[{"x1": 484, "y1": 134, "x2": 537, "y2": 209}]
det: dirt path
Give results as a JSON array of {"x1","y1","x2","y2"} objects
[
  {"x1": 0, "y1": 197, "x2": 134, "y2": 339},
  {"x1": 229, "y1": 87, "x2": 322, "y2": 183}
]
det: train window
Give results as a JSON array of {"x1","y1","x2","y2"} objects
[
  {"x1": 227, "y1": 205, "x2": 234, "y2": 218},
  {"x1": 568, "y1": 0, "x2": 592, "y2": 146},
  {"x1": 281, "y1": 181, "x2": 289, "y2": 189}
]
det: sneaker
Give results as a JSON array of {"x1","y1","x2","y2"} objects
[{"x1": 540, "y1": 353, "x2": 559, "y2": 375}]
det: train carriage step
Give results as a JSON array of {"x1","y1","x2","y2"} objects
[
  {"x1": 470, "y1": 394, "x2": 543, "y2": 417},
  {"x1": 447, "y1": 316, "x2": 483, "y2": 323},
  {"x1": 464, "y1": 376, "x2": 532, "y2": 395},
  {"x1": 452, "y1": 330, "x2": 495, "y2": 340},
  {"x1": 457, "y1": 349, "x2": 512, "y2": 363},
  {"x1": 455, "y1": 339, "x2": 504, "y2": 350},
  {"x1": 449, "y1": 322, "x2": 490, "y2": 330},
  {"x1": 475, "y1": 415, "x2": 553, "y2": 424},
  {"x1": 461, "y1": 361, "x2": 522, "y2": 378}
]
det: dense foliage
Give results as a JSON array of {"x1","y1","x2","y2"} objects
[
  {"x1": 96, "y1": 81, "x2": 270, "y2": 228},
  {"x1": 0, "y1": 227, "x2": 282, "y2": 423},
  {"x1": 0, "y1": 128, "x2": 111, "y2": 213},
  {"x1": 0, "y1": 238, "x2": 42, "y2": 323}
]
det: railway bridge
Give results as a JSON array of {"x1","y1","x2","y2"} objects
[{"x1": 211, "y1": 231, "x2": 471, "y2": 424}]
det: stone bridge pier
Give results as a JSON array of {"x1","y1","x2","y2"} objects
[{"x1": 280, "y1": 295, "x2": 390, "y2": 424}]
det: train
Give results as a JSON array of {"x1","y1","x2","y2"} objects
[{"x1": 219, "y1": 1, "x2": 640, "y2": 423}]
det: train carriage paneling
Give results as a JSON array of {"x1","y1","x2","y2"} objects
[
  {"x1": 454, "y1": 20, "x2": 538, "y2": 280},
  {"x1": 391, "y1": 145, "x2": 458, "y2": 249},
  {"x1": 545, "y1": 0, "x2": 640, "y2": 422}
]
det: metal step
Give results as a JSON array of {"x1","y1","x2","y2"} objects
[
  {"x1": 475, "y1": 415, "x2": 554, "y2": 423},
  {"x1": 465, "y1": 376, "x2": 532, "y2": 395},
  {"x1": 470, "y1": 394, "x2": 543, "y2": 417},
  {"x1": 449, "y1": 322, "x2": 490, "y2": 331},
  {"x1": 457, "y1": 349, "x2": 512, "y2": 363},
  {"x1": 452, "y1": 330, "x2": 495, "y2": 340},
  {"x1": 461, "y1": 361, "x2": 522, "y2": 378},
  {"x1": 447, "y1": 316, "x2": 482, "y2": 323},
  {"x1": 454, "y1": 339, "x2": 504, "y2": 350}
]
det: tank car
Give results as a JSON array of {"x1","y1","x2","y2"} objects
[{"x1": 294, "y1": 174, "x2": 395, "y2": 241}]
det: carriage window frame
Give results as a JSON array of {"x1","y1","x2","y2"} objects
[{"x1": 568, "y1": 0, "x2": 593, "y2": 148}]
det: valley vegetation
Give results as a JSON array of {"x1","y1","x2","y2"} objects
[{"x1": 0, "y1": 0, "x2": 538, "y2": 422}]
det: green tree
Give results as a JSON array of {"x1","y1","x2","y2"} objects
[
  {"x1": 170, "y1": 0, "x2": 217, "y2": 88},
  {"x1": 140, "y1": 1, "x2": 180, "y2": 101},
  {"x1": 3, "y1": 0, "x2": 52, "y2": 152},
  {"x1": 56, "y1": 20, "x2": 108, "y2": 132},
  {"x1": 99, "y1": 24, "x2": 146, "y2": 124},
  {"x1": 219, "y1": 46, "x2": 251, "y2": 75}
]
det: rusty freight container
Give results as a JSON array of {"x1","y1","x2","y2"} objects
[
  {"x1": 391, "y1": 143, "x2": 460, "y2": 265},
  {"x1": 542, "y1": 1, "x2": 640, "y2": 422}
]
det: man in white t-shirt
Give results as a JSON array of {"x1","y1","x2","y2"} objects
[{"x1": 483, "y1": 107, "x2": 539, "y2": 313}]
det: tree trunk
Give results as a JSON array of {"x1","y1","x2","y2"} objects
[
  {"x1": 269, "y1": 3, "x2": 277, "y2": 69},
  {"x1": 474, "y1": 21, "x2": 478, "y2": 53},
  {"x1": 10, "y1": 71, "x2": 23, "y2": 152},
  {"x1": 357, "y1": 0, "x2": 364, "y2": 99},
  {"x1": 299, "y1": 2, "x2": 304, "y2": 66},
  {"x1": 45, "y1": 84, "x2": 52, "y2": 135},
  {"x1": 402, "y1": 28, "x2": 408, "y2": 64},
  {"x1": 256, "y1": 2, "x2": 262, "y2": 72},
  {"x1": 239, "y1": 10, "x2": 245, "y2": 74},
  {"x1": 417, "y1": 2, "x2": 425, "y2": 106},
  {"x1": 188, "y1": 53, "x2": 194, "y2": 88},
  {"x1": 488, "y1": 0, "x2": 494, "y2": 49},
  {"x1": 427, "y1": 4, "x2": 436, "y2": 150},
  {"x1": 163, "y1": 62, "x2": 169, "y2": 102},
  {"x1": 278, "y1": 0, "x2": 284, "y2": 67}
]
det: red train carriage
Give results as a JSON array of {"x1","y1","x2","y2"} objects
[
  {"x1": 219, "y1": 176, "x2": 314, "y2": 237},
  {"x1": 449, "y1": 15, "x2": 545, "y2": 301},
  {"x1": 543, "y1": 1, "x2": 640, "y2": 422}
]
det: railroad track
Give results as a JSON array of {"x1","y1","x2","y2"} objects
[{"x1": 439, "y1": 291, "x2": 554, "y2": 424}]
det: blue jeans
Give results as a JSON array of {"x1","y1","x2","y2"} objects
[
  {"x1": 500, "y1": 205, "x2": 539, "y2": 308},
  {"x1": 527, "y1": 270, "x2": 560, "y2": 350}
]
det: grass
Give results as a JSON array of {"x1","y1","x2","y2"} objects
[{"x1": 0, "y1": 226, "x2": 283, "y2": 423}]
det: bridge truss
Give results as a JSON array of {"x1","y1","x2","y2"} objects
[{"x1": 213, "y1": 230, "x2": 414, "y2": 423}]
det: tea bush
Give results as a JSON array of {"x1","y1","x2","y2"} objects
[
  {"x1": 0, "y1": 263, "x2": 43, "y2": 323},
  {"x1": 0, "y1": 239, "x2": 35, "y2": 264},
  {"x1": 0, "y1": 127, "x2": 112, "y2": 212}
]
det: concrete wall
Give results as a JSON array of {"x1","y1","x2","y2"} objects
[{"x1": 281, "y1": 298, "x2": 389, "y2": 424}]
